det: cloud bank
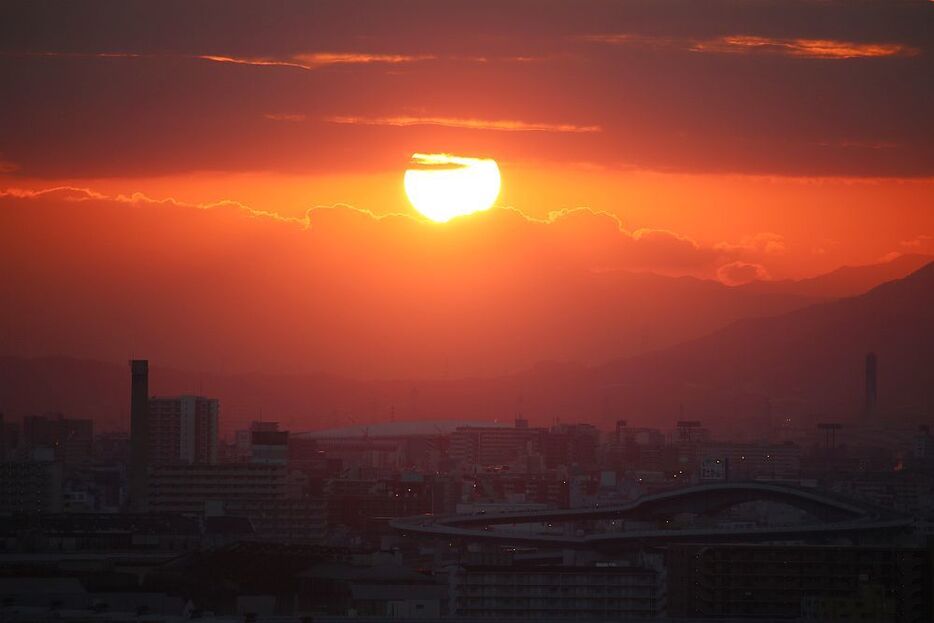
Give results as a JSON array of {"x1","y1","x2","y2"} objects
[{"x1": 1, "y1": 187, "x2": 805, "y2": 378}]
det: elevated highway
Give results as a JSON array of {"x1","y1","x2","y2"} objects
[{"x1": 392, "y1": 482, "x2": 911, "y2": 550}]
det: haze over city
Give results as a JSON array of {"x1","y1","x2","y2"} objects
[{"x1": 0, "y1": 2, "x2": 933, "y2": 622}]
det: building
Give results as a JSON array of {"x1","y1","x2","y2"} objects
[
  {"x1": 326, "y1": 476, "x2": 435, "y2": 536},
  {"x1": 545, "y1": 423, "x2": 599, "y2": 469},
  {"x1": 0, "y1": 414, "x2": 18, "y2": 461},
  {"x1": 250, "y1": 429, "x2": 289, "y2": 465},
  {"x1": 232, "y1": 421, "x2": 289, "y2": 465},
  {"x1": 225, "y1": 497, "x2": 327, "y2": 543},
  {"x1": 608, "y1": 426, "x2": 667, "y2": 472},
  {"x1": 147, "y1": 463, "x2": 291, "y2": 514},
  {"x1": 148, "y1": 395, "x2": 219, "y2": 465},
  {"x1": 0, "y1": 460, "x2": 63, "y2": 513},
  {"x1": 147, "y1": 463, "x2": 325, "y2": 542},
  {"x1": 699, "y1": 442, "x2": 801, "y2": 481},
  {"x1": 234, "y1": 420, "x2": 281, "y2": 462},
  {"x1": 0, "y1": 512, "x2": 208, "y2": 553},
  {"x1": 311, "y1": 436, "x2": 406, "y2": 472},
  {"x1": 288, "y1": 436, "x2": 330, "y2": 476},
  {"x1": 450, "y1": 424, "x2": 546, "y2": 467},
  {"x1": 468, "y1": 471, "x2": 570, "y2": 508},
  {"x1": 299, "y1": 562, "x2": 447, "y2": 616},
  {"x1": 128, "y1": 361, "x2": 220, "y2": 511},
  {"x1": 21, "y1": 413, "x2": 93, "y2": 467},
  {"x1": 667, "y1": 544, "x2": 931, "y2": 621},
  {"x1": 453, "y1": 563, "x2": 658, "y2": 619}
]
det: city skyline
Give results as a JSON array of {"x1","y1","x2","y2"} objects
[{"x1": 1, "y1": 2, "x2": 933, "y2": 622}]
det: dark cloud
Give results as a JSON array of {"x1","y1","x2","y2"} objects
[
  {"x1": 717, "y1": 261, "x2": 771, "y2": 286},
  {"x1": 0, "y1": 1, "x2": 930, "y2": 178}
]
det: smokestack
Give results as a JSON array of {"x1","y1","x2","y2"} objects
[
  {"x1": 865, "y1": 352, "x2": 878, "y2": 419},
  {"x1": 129, "y1": 359, "x2": 149, "y2": 511}
]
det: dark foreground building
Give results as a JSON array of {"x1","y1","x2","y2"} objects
[
  {"x1": 668, "y1": 543, "x2": 932, "y2": 621},
  {"x1": 454, "y1": 563, "x2": 658, "y2": 619}
]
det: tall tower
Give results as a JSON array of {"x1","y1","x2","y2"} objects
[
  {"x1": 129, "y1": 359, "x2": 150, "y2": 511},
  {"x1": 865, "y1": 352, "x2": 878, "y2": 419}
]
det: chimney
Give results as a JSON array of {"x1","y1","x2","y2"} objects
[{"x1": 129, "y1": 359, "x2": 149, "y2": 511}]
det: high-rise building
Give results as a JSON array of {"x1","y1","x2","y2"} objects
[
  {"x1": 128, "y1": 360, "x2": 219, "y2": 511},
  {"x1": 129, "y1": 359, "x2": 149, "y2": 511},
  {"x1": 148, "y1": 395, "x2": 219, "y2": 465}
]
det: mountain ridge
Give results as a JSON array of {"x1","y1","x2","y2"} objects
[{"x1": 1, "y1": 261, "x2": 931, "y2": 435}]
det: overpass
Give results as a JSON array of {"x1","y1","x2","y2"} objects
[{"x1": 391, "y1": 482, "x2": 911, "y2": 550}]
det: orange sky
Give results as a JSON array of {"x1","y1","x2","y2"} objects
[
  {"x1": 5, "y1": 169, "x2": 931, "y2": 279},
  {"x1": 0, "y1": 0, "x2": 932, "y2": 377}
]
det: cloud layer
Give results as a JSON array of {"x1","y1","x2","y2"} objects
[
  {"x1": 1, "y1": 187, "x2": 810, "y2": 378},
  {"x1": 0, "y1": 0, "x2": 930, "y2": 178}
]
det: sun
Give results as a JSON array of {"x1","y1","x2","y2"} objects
[{"x1": 404, "y1": 153, "x2": 501, "y2": 223}]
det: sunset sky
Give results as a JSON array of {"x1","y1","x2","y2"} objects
[{"x1": 1, "y1": 0, "x2": 932, "y2": 378}]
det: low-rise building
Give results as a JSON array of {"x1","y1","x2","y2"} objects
[
  {"x1": 668, "y1": 544, "x2": 931, "y2": 621},
  {"x1": 453, "y1": 563, "x2": 658, "y2": 619},
  {"x1": 0, "y1": 460, "x2": 63, "y2": 513}
]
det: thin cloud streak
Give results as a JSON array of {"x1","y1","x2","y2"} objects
[
  {"x1": 326, "y1": 115, "x2": 602, "y2": 133},
  {"x1": 582, "y1": 34, "x2": 920, "y2": 59},
  {"x1": 5, "y1": 50, "x2": 436, "y2": 71},
  {"x1": 292, "y1": 52, "x2": 436, "y2": 66},
  {"x1": 196, "y1": 54, "x2": 314, "y2": 70},
  {"x1": 200, "y1": 52, "x2": 435, "y2": 70},
  {"x1": 695, "y1": 36, "x2": 920, "y2": 59},
  {"x1": 264, "y1": 113, "x2": 307, "y2": 122}
]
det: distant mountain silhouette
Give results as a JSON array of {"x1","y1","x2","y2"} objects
[
  {"x1": 738, "y1": 253, "x2": 932, "y2": 299},
  {"x1": 1, "y1": 262, "x2": 931, "y2": 435},
  {"x1": 586, "y1": 259, "x2": 934, "y2": 429}
]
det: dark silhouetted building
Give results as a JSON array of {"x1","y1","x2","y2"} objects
[
  {"x1": 450, "y1": 424, "x2": 546, "y2": 467},
  {"x1": 148, "y1": 395, "x2": 219, "y2": 465},
  {"x1": 129, "y1": 359, "x2": 149, "y2": 511},
  {"x1": 668, "y1": 544, "x2": 930, "y2": 621},
  {"x1": 128, "y1": 360, "x2": 220, "y2": 511},
  {"x1": 0, "y1": 460, "x2": 63, "y2": 513},
  {"x1": 21, "y1": 413, "x2": 93, "y2": 467},
  {"x1": 454, "y1": 563, "x2": 658, "y2": 619}
]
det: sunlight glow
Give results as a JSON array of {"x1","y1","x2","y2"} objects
[{"x1": 404, "y1": 153, "x2": 501, "y2": 223}]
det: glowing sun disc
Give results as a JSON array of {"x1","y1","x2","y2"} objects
[{"x1": 404, "y1": 153, "x2": 501, "y2": 222}]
